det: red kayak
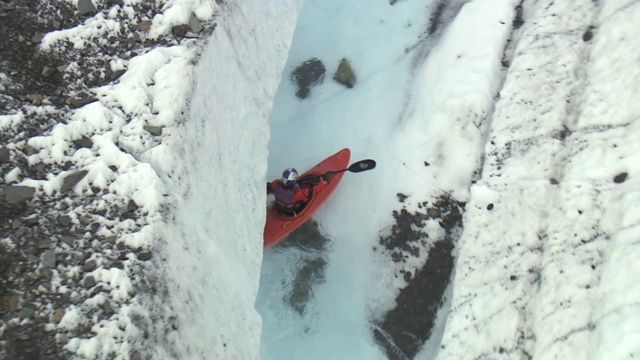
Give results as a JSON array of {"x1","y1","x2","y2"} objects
[{"x1": 264, "y1": 148, "x2": 351, "y2": 247}]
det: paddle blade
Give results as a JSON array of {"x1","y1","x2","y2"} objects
[{"x1": 348, "y1": 159, "x2": 376, "y2": 173}]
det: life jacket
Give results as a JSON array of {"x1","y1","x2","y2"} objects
[{"x1": 271, "y1": 180, "x2": 312, "y2": 214}]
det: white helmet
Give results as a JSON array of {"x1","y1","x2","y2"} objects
[{"x1": 282, "y1": 168, "x2": 298, "y2": 187}]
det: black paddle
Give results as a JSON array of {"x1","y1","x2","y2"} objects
[{"x1": 298, "y1": 159, "x2": 377, "y2": 184}]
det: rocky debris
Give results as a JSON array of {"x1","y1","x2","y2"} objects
[
  {"x1": 60, "y1": 170, "x2": 88, "y2": 193},
  {"x1": 291, "y1": 58, "x2": 326, "y2": 99},
  {"x1": 333, "y1": 57, "x2": 357, "y2": 88},
  {"x1": 374, "y1": 193, "x2": 465, "y2": 360},
  {"x1": 0, "y1": 0, "x2": 219, "y2": 358},
  {"x1": 3, "y1": 185, "x2": 35, "y2": 204}
]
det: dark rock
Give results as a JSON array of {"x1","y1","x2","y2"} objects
[
  {"x1": 50, "y1": 96, "x2": 66, "y2": 106},
  {"x1": 60, "y1": 170, "x2": 88, "y2": 192},
  {"x1": 26, "y1": 94, "x2": 44, "y2": 104},
  {"x1": 487, "y1": 203, "x2": 494, "y2": 210},
  {"x1": 583, "y1": 26, "x2": 594, "y2": 42},
  {"x1": 41, "y1": 250, "x2": 56, "y2": 268},
  {"x1": 127, "y1": 199, "x2": 138, "y2": 212},
  {"x1": 51, "y1": 308, "x2": 65, "y2": 323},
  {"x1": 0, "y1": 147, "x2": 10, "y2": 162},
  {"x1": 77, "y1": 0, "x2": 97, "y2": 15},
  {"x1": 291, "y1": 58, "x2": 326, "y2": 99},
  {"x1": 137, "y1": 251, "x2": 152, "y2": 261},
  {"x1": 613, "y1": 172, "x2": 627, "y2": 183},
  {"x1": 189, "y1": 14, "x2": 203, "y2": 33},
  {"x1": 23, "y1": 144, "x2": 39, "y2": 155},
  {"x1": 14, "y1": 227, "x2": 27, "y2": 238},
  {"x1": 90, "y1": 222, "x2": 101, "y2": 233},
  {"x1": 172, "y1": 25, "x2": 189, "y2": 37},
  {"x1": 108, "y1": 165, "x2": 118, "y2": 172},
  {"x1": 83, "y1": 259, "x2": 97, "y2": 272},
  {"x1": 34, "y1": 163, "x2": 46, "y2": 174},
  {"x1": 40, "y1": 268, "x2": 53, "y2": 282},
  {"x1": 105, "y1": 236, "x2": 117, "y2": 245},
  {"x1": 26, "y1": 272, "x2": 40, "y2": 284},
  {"x1": 83, "y1": 276, "x2": 96, "y2": 288},
  {"x1": 333, "y1": 57, "x2": 357, "y2": 88},
  {"x1": 60, "y1": 235, "x2": 75, "y2": 247},
  {"x1": 79, "y1": 215, "x2": 91, "y2": 225},
  {"x1": 72, "y1": 136, "x2": 93, "y2": 149},
  {"x1": 38, "y1": 239, "x2": 52, "y2": 249},
  {"x1": 549, "y1": 178, "x2": 559, "y2": 185},
  {"x1": 23, "y1": 215, "x2": 39, "y2": 226},
  {"x1": 138, "y1": 20, "x2": 152, "y2": 31},
  {"x1": 41, "y1": 66, "x2": 56, "y2": 78},
  {"x1": 8, "y1": 295, "x2": 20, "y2": 312},
  {"x1": 143, "y1": 125, "x2": 163, "y2": 136},
  {"x1": 3, "y1": 185, "x2": 35, "y2": 204},
  {"x1": 57, "y1": 215, "x2": 72, "y2": 227},
  {"x1": 31, "y1": 33, "x2": 44, "y2": 43},
  {"x1": 103, "y1": 301, "x2": 114, "y2": 315},
  {"x1": 19, "y1": 303, "x2": 36, "y2": 318},
  {"x1": 71, "y1": 97, "x2": 98, "y2": 108},
  {"x1": 107, "y1": 0, "x2": 124, "y2": 5},
  {"x1": 111, "y1": 69, "x2": 126, "y2": 81}
]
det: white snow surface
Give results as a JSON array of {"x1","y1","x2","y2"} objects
[{"x1": 2, "y1": 0, "x2": 639, "y2": 359}]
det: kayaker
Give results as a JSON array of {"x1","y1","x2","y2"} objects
[{"x1": 267, "y1": 168, "x2": 333, "y2": 216}]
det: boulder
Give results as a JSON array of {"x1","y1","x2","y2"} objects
[
  {"x1": 333, "y1": 57, "x2": 357, "y2": 88},
  {"x1": 291, "y1": 58, "x2": 326, "y2": 99}
]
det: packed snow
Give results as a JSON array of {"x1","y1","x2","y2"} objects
[{"x1": 2, "y1": 0, "x2": 639, "y2": 359}]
